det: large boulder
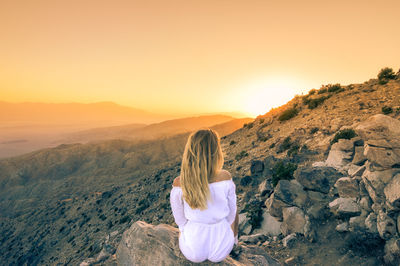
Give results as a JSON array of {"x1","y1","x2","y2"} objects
[
  {"x1": 325, "y1": 139, "x2": 354, "y2": 168},
  {"x1": 355, "y1": 114, "x2": 400, "y2": 169},
  {"x1": 329, "y1": 198, "x2": 361, "y2": 217},
  {"x1": 376, "y1": 210, "x2": 397, "y2": 240},
  {"x1": 361, "y1": 168, "x2": 399, "y2": 204},
  {"x1": 294, "y1": 166, "x2": 343, "y2": 194},
  {"x1": 116, "y1": 221, "x2": 281, "y2": 266},
  {"x1": 266, "y1": 179, "x2": 307, "y2": 220},
  {"x1": 280, "y1": 207, "x2": 307, "y2": 235},
  {"x1": 384, "y1": 173, "x2": 400, "y2": 209},
  {"x1": 252, "y1": 210, "x2": 282, "y2": 236},
  {"x1": 334, "y1": 177, "x2": 359, "y2": 198}
]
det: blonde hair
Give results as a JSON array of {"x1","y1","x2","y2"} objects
[{"x1": 180, "y1": 128, "x2": 224, "y2": 210}]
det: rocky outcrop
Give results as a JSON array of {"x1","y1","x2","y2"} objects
[{"x1": 116, "y1": 221, "x2": 280, "y2": 266}]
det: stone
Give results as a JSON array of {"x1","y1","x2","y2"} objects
[
  {"x1": 349, "y1": 215, "x2": 366, "y2": 231},
  {"x1": 294, "y1": 166, "x2": 343, "y2": 194},
  {"x1": 266, "y1": 179, "x2": 307, "y2": 220},
  {"x1": 365, "y1": 213, "x2": 378, "y2": 233},
  {"x1": 239, "y1": 233, "x2": 267, "y2": 244},
  {"x1": 284, "y1": 257, "x2": 297, "y2": 265},
  {"x1": 283, "y1": 233, "x2": 297, "y2": 248},
  {"x1": 348, "y1": 164, "x2": 366, "y2": 177},
  {"x1": 377, "y1": 210, "x2": 397, "y2": 240},
  {"x1": 253, "y1": 210, "x2": 282, "y2": 236},
  {"x1": 334, "y1": 177, "x2": 359, "y2": 198},
  {"x1": 281, "y1": 207, "x2": 307, "y2": 236},
  {"x1": 361, "y1": 168, "x2": 399, "y2": 203},
  {"x1": 364, "y1": 144, "x2": 400, "y2": 169},
  {"x1": 336, "y1": 222, "x2": 349, "y2": 232},
  {"x1": 352, "y1": 146, "x2": 367, "y2": 165},
  {"x1": 250, "y1": 160, "x2": 264, "y2": 175},
  {"x1": 258, "y1": 179, "x2": 273, "y2": 197},
  {"x1": 325, "y1": 149, "x2": 353, "y2": 168},
  {"x1": 383, "y1": 238, "x2": 400, "y2": 265},
  {"x1": 359, "y1": 196, "x2": 372, "y2": 212},
  {"x1": 355, "y1": 114, "x2": 400, "y2": 148},
  {"x1": 384, "y1": 173, "x2": 400, "y2": 209},
  {"x1": 329, "y1": 198, "x2": 361, "y2": 217},
  {"x1": 239, "y1": 213, "x2": 252, "y2": 235},
  {"x1": 116, "y1": 221, "x2": 280, "y2": 265}
]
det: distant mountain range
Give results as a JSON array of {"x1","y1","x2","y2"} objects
[{"x1": 0, "y1": 101, "x2": 249, "y2": 158}]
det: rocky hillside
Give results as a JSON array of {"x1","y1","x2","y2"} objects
[{"x1": 1, "y1": 71, "x2": 400, "y2": 265}]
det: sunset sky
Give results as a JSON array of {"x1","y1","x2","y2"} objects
[{"x1": 1, "y1": 0, "x2": 399, "y2": 117}]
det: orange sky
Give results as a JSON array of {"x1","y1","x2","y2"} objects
[{"x1": 1, "y1": 0, "x2": 399, "y2": 117}]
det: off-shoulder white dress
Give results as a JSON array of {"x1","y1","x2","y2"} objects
[{"x1": 170, "y1": 179, "x2": 237, "y2": 263}]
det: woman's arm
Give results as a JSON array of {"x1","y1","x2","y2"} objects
[{"x1": 170, "y1": 180, "x2": 188, "y2": 232}]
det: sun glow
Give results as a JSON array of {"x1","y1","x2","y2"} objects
[{"x1": 237, "y1": 76, "x2": 306, "y2": 117}]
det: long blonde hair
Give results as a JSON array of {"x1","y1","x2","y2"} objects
[{"x1": 180, "y1": 128, "x2": 224, "y2": 210}]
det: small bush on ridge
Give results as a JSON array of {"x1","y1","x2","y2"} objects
[
  {"x1": 331, "y1": 128, "x2": 357, "y2": 144},
  {"x1": 278, "y1": 107, "x2": 298, "y2": 121}
]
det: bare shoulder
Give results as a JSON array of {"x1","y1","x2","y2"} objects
[
  {"x1": 173, "y1": 176, "x2": 181, "y2": 187},
  {"x1": 216, "y1": 169, "x2": 232, "y2": 181}
]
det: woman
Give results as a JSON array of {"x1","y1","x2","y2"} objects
[{"x1": 170, "y1": 128, "x2": 239, "y2": 263}]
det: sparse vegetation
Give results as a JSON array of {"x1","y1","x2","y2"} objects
[
  {"x1": 271, "y1": 161, "x2": 298, "y2": 187},
  {"x1": 303, "y1": 95, "x2": 330, "y2": 109},
  {"x1": 308, "y1": 89, "x2": 317, "y2": 95},
  {"x1": 310, "y1": 127, "x2": 319, "y2": 134},
  {"x1": 230, "y1": 140, "x2": 236, "y2": 145},
  {"x1": 259, "y1": 118, "x2": 265, "y2": 124},
  {"x1": 287, "y1": 142, "x2": 300, "y2": 157},
  {"x1": 278, "y1": 107, "x2": 298, "y2": 121},
  {"x1": 331, "y1": 128, "x2": 357, "y2": 144},
  {"x1": 327, "y1": 83, "x2": 344, "y2": 93},
  {"x1": 244, "y1": 198, "x2": 264, "y2": 230},
  {"x1": 243, "y1": 122, "x2": 254, "y2": 129},
  {"x1": 235, "y1": 150, "x2": 249, "y2": 160},
  {"x1": 382, "y1": 106, "x2": 393, "y2": 115},
  {"x1": 378, "y1": 67, "x2": 396, "y2": 84},
  {"x1": 277, "y1": 137, "x2": 292, "y2": 153}
]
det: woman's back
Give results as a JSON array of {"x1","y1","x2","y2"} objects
[
  {"x1": 170, "y1": 169, "x2": 237, "y2": 263},
  {"x1": 171, "y1": 178, "x2": 236, "y2": 224}
]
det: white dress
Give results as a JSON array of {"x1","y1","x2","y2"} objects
[{"x1": 170, "y1": 179, "x2": 237, "y2": 263}]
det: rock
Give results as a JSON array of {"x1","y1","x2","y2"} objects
[
  {"x1": 281, "y1": 207, "x2": 307, "y2": 235},
  {"x1": 355, "y1": 114, "x2": 400, "y2": 168},
  {"x1": 250, "y1": 160, "x2": 264, "y2": 175},
  {"x1": 336, "y1": 222, "x2": 349, "y2": 232},
  {"x1": 363, "y1": 144, "x2": 400, "y2": 169},
  {"x1": 384, "y1": 238, "x2": 400, "y2": 265},
  {"x1": 258, "y1": 179, "x2": 273, "y2": 197},
  {"x1": 377, "y1": 210, "x2": 397, "y2": 240},
  {"x1": 116, "y1": 221, "x2": 281, "y2": 265},
  {"x1": 266, "y1": 180, "x2": 307, "y2": 220},
  {"x1": 359, "y1": 196, "x2": 372, "y2": 212},
  {"x1": 335, "y1": 139, "x2": 355, "y2": 151},
  {"x1": 238, "y1": 213, "x2": 252, "y2": 235},
  {"x1": 294, "y1": 166, "x2": 343, "y2": 194},
  {"x1": 361, "y1": 168, "x2": 399, "y2": 203},
  {"x1": 239, "y1": 233, "x2": 267, "y2": 244},
  {"x1": 348, "y1": 164, "x2": 366, "y2": 177},
  {"x1": 284, "y1": 257, "x2": 297, "y2": 265},
  {"x1": 349, "y1": 215, "x2": 366, "y2": 231},
  {"x1": 398, "y1": 215, "x2": 400, "y2": 234},
  {"x1": 365, "y1": 213, "x2": 378, "y2": 233},
  {"x1": 325, "y1": 149, "x2": 353, "y2": 168},
  {"x1": 282, "y1": 233, "x2": 297, "y2": 248},
  {"x1": 384, "y1": 173, "x2": 400, "y2": 209},
  {"x1": 329, "y1": 198, "x2": 361, "y2": 217},
  {"x1": 352, "y1": 146, "x2": 367, "y2": 165},
  {"x1": 355, "y1": 114, "x2": 400, "y2": 148},
  {"x1": 253, "y1": 210, "x2": 282, "y2": 236},
  {"x1": 334, "y1": 177, "x2": 359, "y2": 198}
]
